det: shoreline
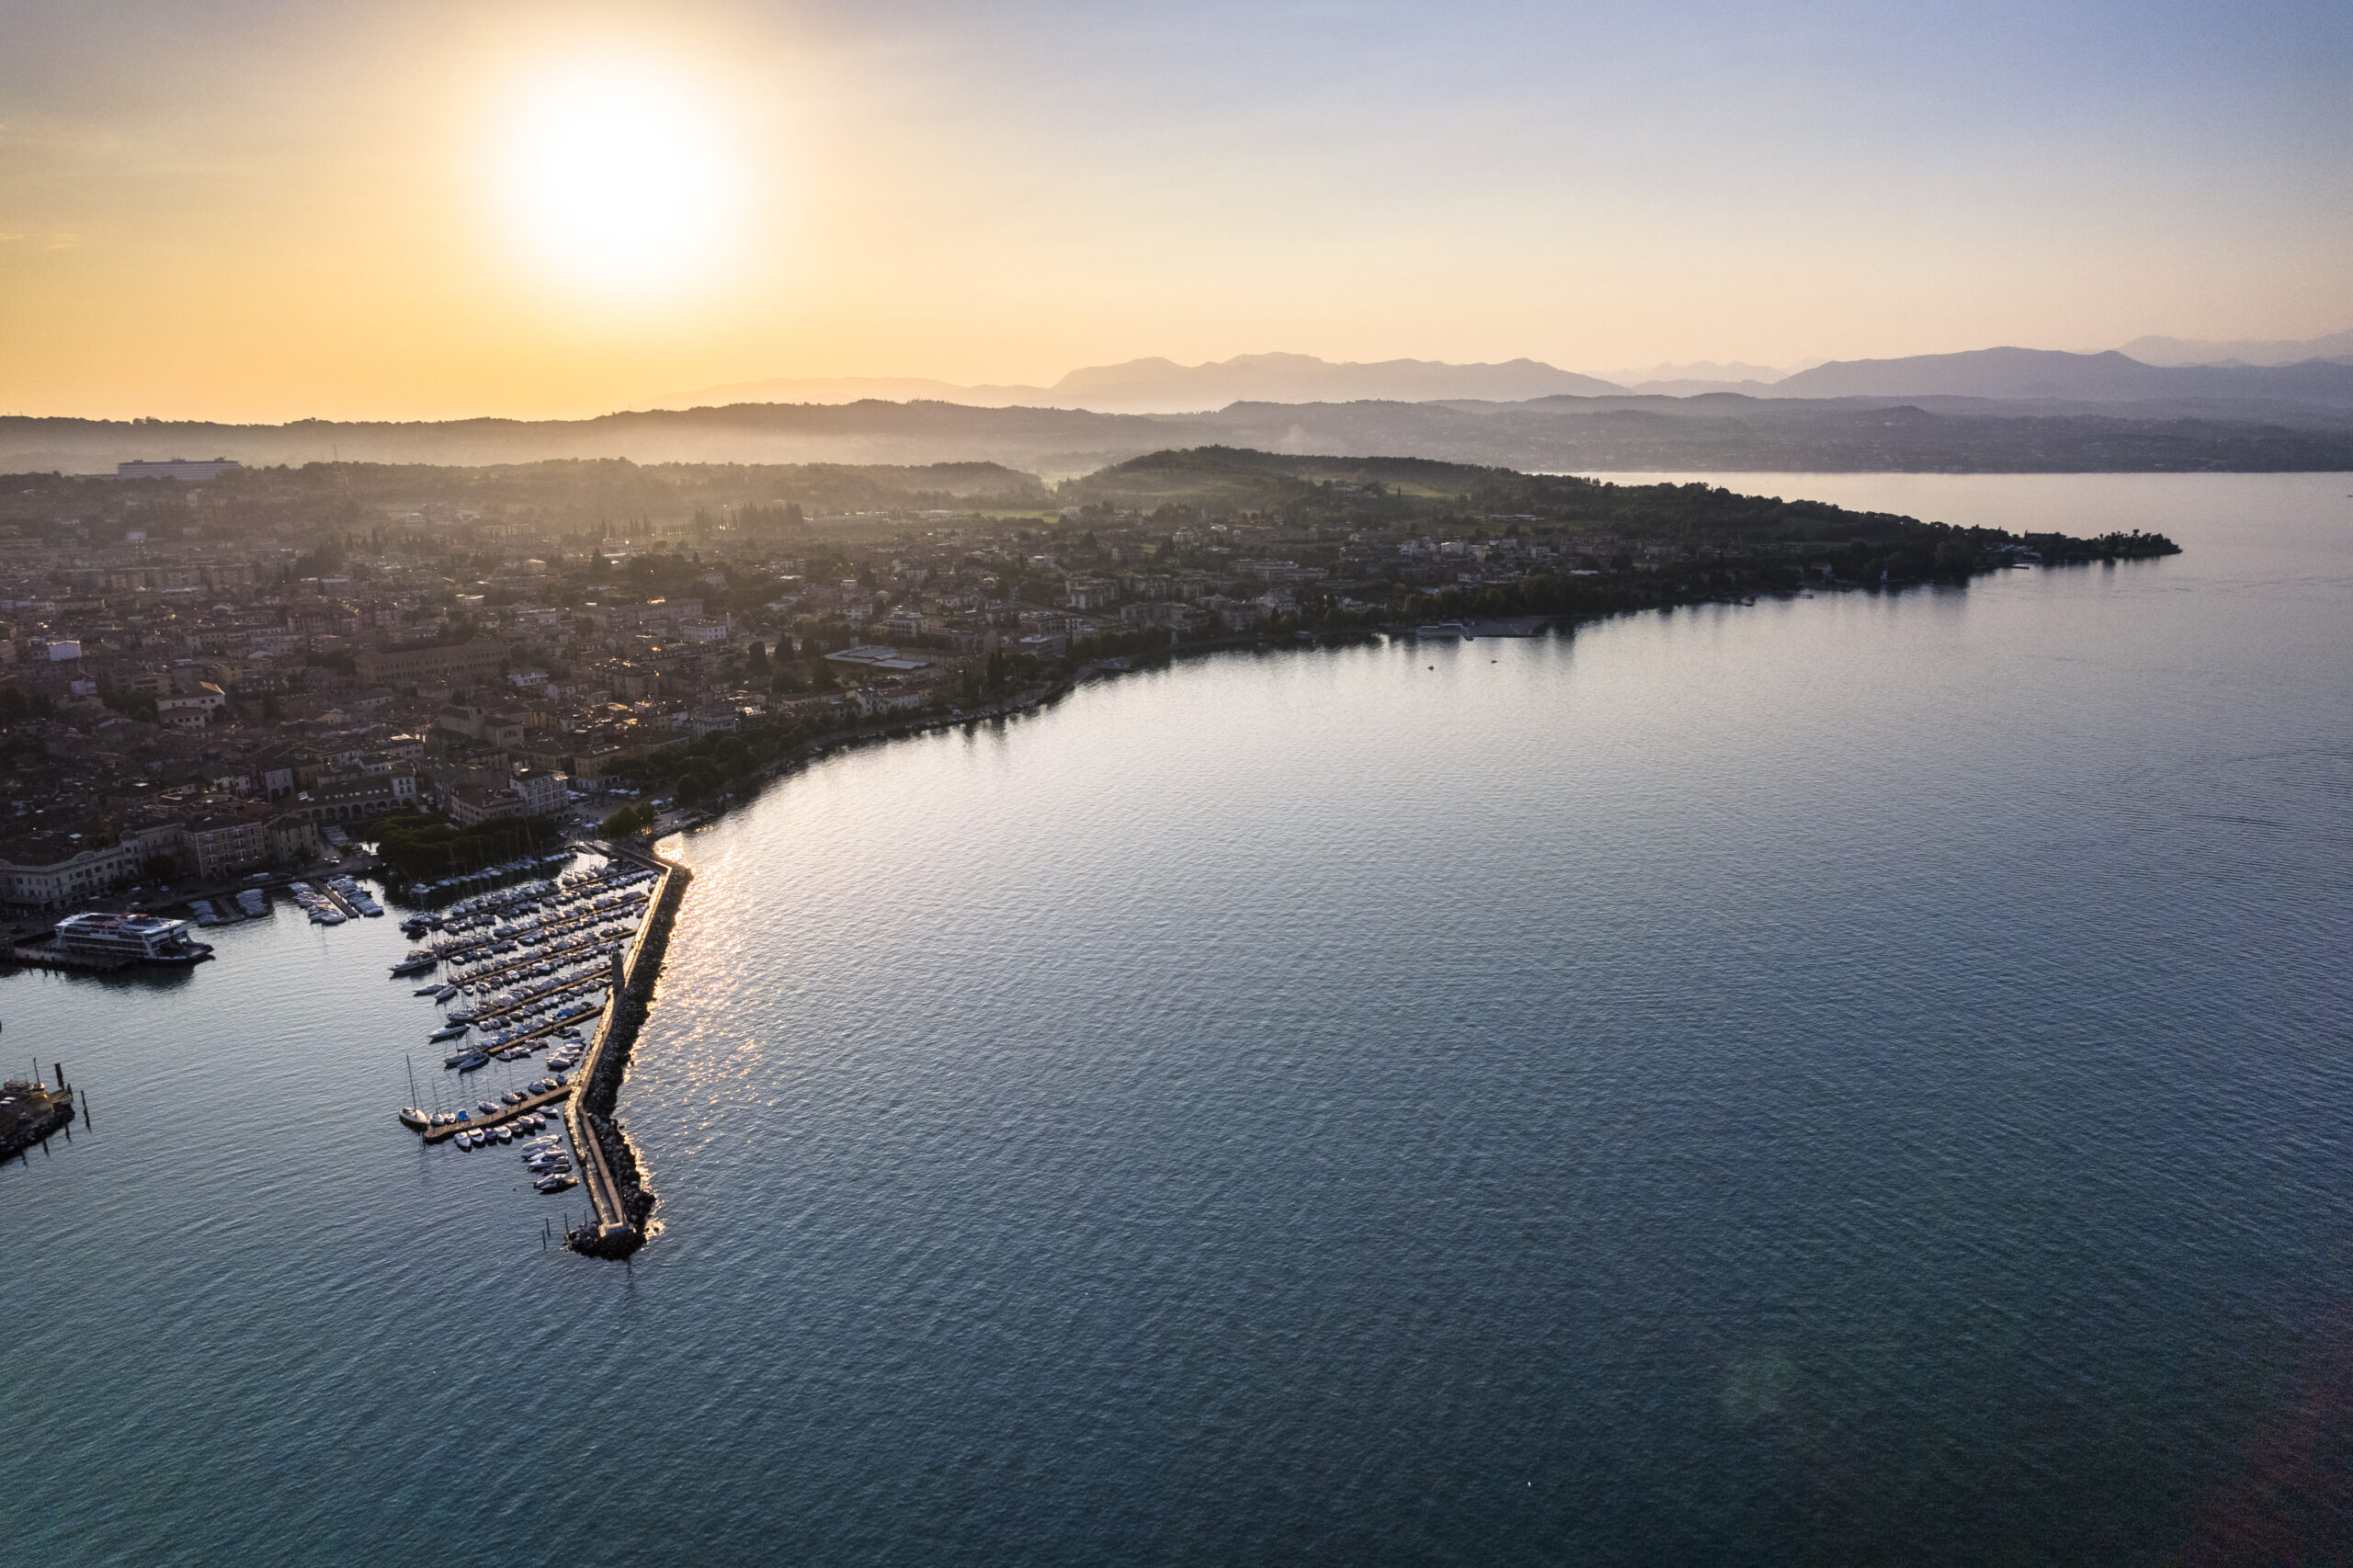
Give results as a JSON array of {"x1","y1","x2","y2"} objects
[{"x1": 551, "y1": 558, "x2": 2182, "y2": 1253}]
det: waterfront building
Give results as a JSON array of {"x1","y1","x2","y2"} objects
[
  {"x1": 510, "y1": 767, "x2": 564, "y2": 817},
  {"x1": 0, "y1": 822, "x2": 181, "y2": 907},
  {"x1": 176, "y1": 800, "x2": 272, "y2": 879},
  {"x1": 445, "y1": 785, "x2": 527, "y2": 827},
  {"x1": 50, "y1": 910, "x2": 211, "y2": 961}
]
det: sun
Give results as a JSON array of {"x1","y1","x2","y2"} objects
[{"x1": 494, "y1": 60, "x2": 740, "y2": 298}]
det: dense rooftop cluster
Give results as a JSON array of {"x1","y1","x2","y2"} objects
[{"x1": 0, "y1": 452, "x2": 2174, "y2": 909}]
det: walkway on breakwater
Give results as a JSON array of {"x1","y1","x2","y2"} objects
[{"x1": 562, "y1": 844, "x2": 691, "y2": 1258}]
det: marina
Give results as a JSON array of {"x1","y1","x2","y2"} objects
[
  {"x1": 0, "y1": 831, "x2": 688, "y2": 1248},
  {"x1": 343, "y1": 841, "x2": 692, "y2": 1250},
  {"x1": 407, "y1": 1079, "x2": 574, "y2": 1143}
]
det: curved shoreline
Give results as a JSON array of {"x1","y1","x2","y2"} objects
[{"x1": 561, "y1": 557, "x2": 2184, "y2": 1256}]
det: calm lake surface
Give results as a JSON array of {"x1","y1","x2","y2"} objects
[{"x1": 4, "y1": 472, "x2": 2350, "y2": 1565}]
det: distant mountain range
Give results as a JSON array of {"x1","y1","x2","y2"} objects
[
  {"x1": 1767, "y1": 347, "x2": 2353, "y2": 404},
  {"x1": 17, "y1": 335, "x2": 2353, "y2": 478},
  {"x1": 2114, "y1": 327, "x2": 2353, "y2": 368},
  {"x1": 657, "y1": 353, "x2": 1621, "y2": 415},
  {"x1": 660, "y1": 342, "x2": 2353, "y2": 416},
  {"x1": 14, "y1": 383, "x2": 2351, "y2": 479}
]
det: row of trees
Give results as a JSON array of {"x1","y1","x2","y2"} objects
[{"x1": 371, "y1": 812, "x2": 564, "y2": 881}]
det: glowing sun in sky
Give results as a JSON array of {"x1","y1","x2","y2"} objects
[{"x1": 494, "y1": 60, "x2": 742, "y2": 298}]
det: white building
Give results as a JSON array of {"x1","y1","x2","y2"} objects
[
  {"x1": 0, "y1": 823, "x2": 181, "y2": 906},
  {"x1": 510, "y1": 768, "x2": 565, "y2": 817},
  {"x1": 114, "y1": 459, "x2": 243, "y2": 483},
  {"x1": 155, "y1": 684, "x2": 228, "y2": 728}
]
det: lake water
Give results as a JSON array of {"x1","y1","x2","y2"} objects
[{"x1": 3, "y1": 472, "x2": 2349, "y2": 1565}]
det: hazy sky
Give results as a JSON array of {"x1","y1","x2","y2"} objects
[{"x1": 3, "y1": 0, "x2": 2347, "y2": 420}]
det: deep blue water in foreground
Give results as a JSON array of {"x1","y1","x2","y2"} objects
[{"x1": 4, "y1": 472, "x2": 2351, "y2": 1565}]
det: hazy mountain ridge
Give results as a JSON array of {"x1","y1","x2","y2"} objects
[
  {"x1": 656, "y1": 352, "x2": 1624, "y2": 415},
  {"x1": 10, "y1": 388, "x2": 2350, "y2": 479},
  {"x1": 2115, "y1": 327, "x2": 2353, "y2": 368},
  {"x1": 656, "y1": 343, "x2": 2353, "y2": 416},
  {"x1": 1773, "y1": 347, "x2": 2353, "y2": 404}
]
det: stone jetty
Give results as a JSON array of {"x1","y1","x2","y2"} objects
[{"x1": 563, "y1": 845, "x2": 691, "y2": 1258}]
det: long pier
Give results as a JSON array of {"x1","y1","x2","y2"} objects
[
  {"x1": 449, "y1": 1001, "x2": 601, "y2": 1055},
  {"x1": 420, "y1": 1082, "x2": 572, "y2": 1142},
  {"x1": 563, "y1": 845, "x2": 692, "y2": 1258}
]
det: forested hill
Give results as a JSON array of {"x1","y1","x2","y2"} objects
[{"x1": 1063, "y1": 447, "x2": 2182, "y2": 565}]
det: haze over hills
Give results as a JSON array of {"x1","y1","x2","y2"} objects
[
  {"x1": 654, "y1": 341, "x2": 2353, "y2": 417},
  {"x1": 16, "y1": 339, "x2": 2353, "y2": 479},
  {"x1": 1602, "y1": 360, "x2": 1799, "y2": 396},
  {"x1": 2114, "y1": 327, "x2": 2353, "y2": 368},
  {"x1": 1768, "y1": 347, "x2": 2353, "y2": 404},
  {"x1": 11, "y1": 383, "x2": 2351, "y2": 480},
  {"x1": 655, "y1": 353, "x2": 1624, "y2": 415}
]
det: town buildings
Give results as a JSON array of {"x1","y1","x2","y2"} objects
[{"x1": 0, "y1": 457, "x2": 1672, "y2": 910}]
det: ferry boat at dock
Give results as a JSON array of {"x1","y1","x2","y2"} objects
[{"x1": 44, "y1": 911, "x2": 215, "y2": 965}]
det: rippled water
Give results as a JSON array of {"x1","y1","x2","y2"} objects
[{"x1": 3, "y1": 473, "x2": 2349, "y2": 1565}]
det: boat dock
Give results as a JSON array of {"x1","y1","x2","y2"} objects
[
  {"x1": 416, "y1": 1082, "x2": 572, "y2": 1142},
  {"x1": 452, "y1": 926, "x2": 631, "y2": 988},
  {"x1": 452, "y1": 1001, "x2": 601, "y2": 1055},
  {"x1": 2, "y1": 1075, "x2": 77, "y2": 1159},
  {"x1": 464, "y1": 974, "x2": 607, "y2": 1030}
]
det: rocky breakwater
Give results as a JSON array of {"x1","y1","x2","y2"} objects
[{"x1": 564, "y1": 848, "x2": 692, "y2": 1259}]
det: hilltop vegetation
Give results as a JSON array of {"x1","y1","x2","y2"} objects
[{"x1": 1058, "y1": 447, "x2": 2179, "y2": 572}]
